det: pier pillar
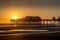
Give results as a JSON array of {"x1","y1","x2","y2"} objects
[
  {"x1": 46, "y1": 20, "x2": 48, "y2": 25},
  {"x1": 43, "y1": 21, "x2": 45, "y2": 25}
]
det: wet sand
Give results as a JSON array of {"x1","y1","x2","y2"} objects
[{"x1": 0, "y1": 32, "x2": 60, "y2": 40}]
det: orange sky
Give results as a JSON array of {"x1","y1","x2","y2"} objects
[
  {"x1": 0, "y1": 0, "x2": 60, "y2": 23},
  {"x1": 0, "y1": 7, "x2": 60, "y2": 23}
]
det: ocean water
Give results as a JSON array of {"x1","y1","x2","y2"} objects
[
  {"x1": 0, "y1": 24, "x2": 60, "y2": 40},
  {"x1": 0, "y1": 24, "x2": 60, "y2": 34}
]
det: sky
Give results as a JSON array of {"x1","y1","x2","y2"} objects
[{"x1": 0, "y1": 0, "x2": 60, "y2": 23}]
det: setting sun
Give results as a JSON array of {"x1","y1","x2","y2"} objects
[{"x1": 12, "y1": 15, "x2": 18, "y2": 19}]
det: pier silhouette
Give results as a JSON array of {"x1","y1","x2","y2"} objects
[{"x1": 10, "y1": 16, "x2": 60, "y2": 26}]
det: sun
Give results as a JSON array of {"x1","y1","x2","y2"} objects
[{"x1": 12, "y1": 15, "x2": 18, "y2": 19}]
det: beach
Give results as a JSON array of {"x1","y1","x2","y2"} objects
[{"x1": 0, "y1": 24, "x2": 60, "y2": 40}]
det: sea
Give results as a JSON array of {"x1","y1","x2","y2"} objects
[{"x1": 0, "y1": 24, "x2": 60, "y2": 40}]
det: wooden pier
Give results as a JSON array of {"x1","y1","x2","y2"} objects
[{"x1": 10, "y1": 16, "x2": 60, "y2": 25}]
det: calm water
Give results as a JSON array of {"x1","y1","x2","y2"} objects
[{"x1": 0, "y1": 24, "x2": 60, "y2": 40}]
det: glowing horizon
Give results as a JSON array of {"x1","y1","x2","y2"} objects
[{"x1": 0, "y1": 0, "x2": 60, "y2": 23}]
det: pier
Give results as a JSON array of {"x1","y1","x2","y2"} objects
[{"x1": 10, "y1": 16, "x2": 60, "y2": 26}]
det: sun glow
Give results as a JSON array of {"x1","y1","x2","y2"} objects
[{"x1": 12, "y1": 15, "x2": 18, "y2": 19}]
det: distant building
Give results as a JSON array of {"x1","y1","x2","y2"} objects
[{"x1": 10, "y1": 16, "x2": 42, "y2": 22}]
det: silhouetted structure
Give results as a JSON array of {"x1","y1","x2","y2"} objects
[
  {"x1": 10, "y1": 16, "x2": 42, "y2": 25},
  {"x1": 58, "y1": 17, "x2": 60, "y2": 24},
  {"x1": 52, "y1": 16, "x2": 56, "y2": 24},
  {"x1": 10, "y1": 16, "x2": 60, "y2": 25},
  {"x1": 58, "y1": 17, "x2": 60, "y2": 20},
  {"x1": 22, "y1": 16, "x2": 41, "y2": 22}
]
